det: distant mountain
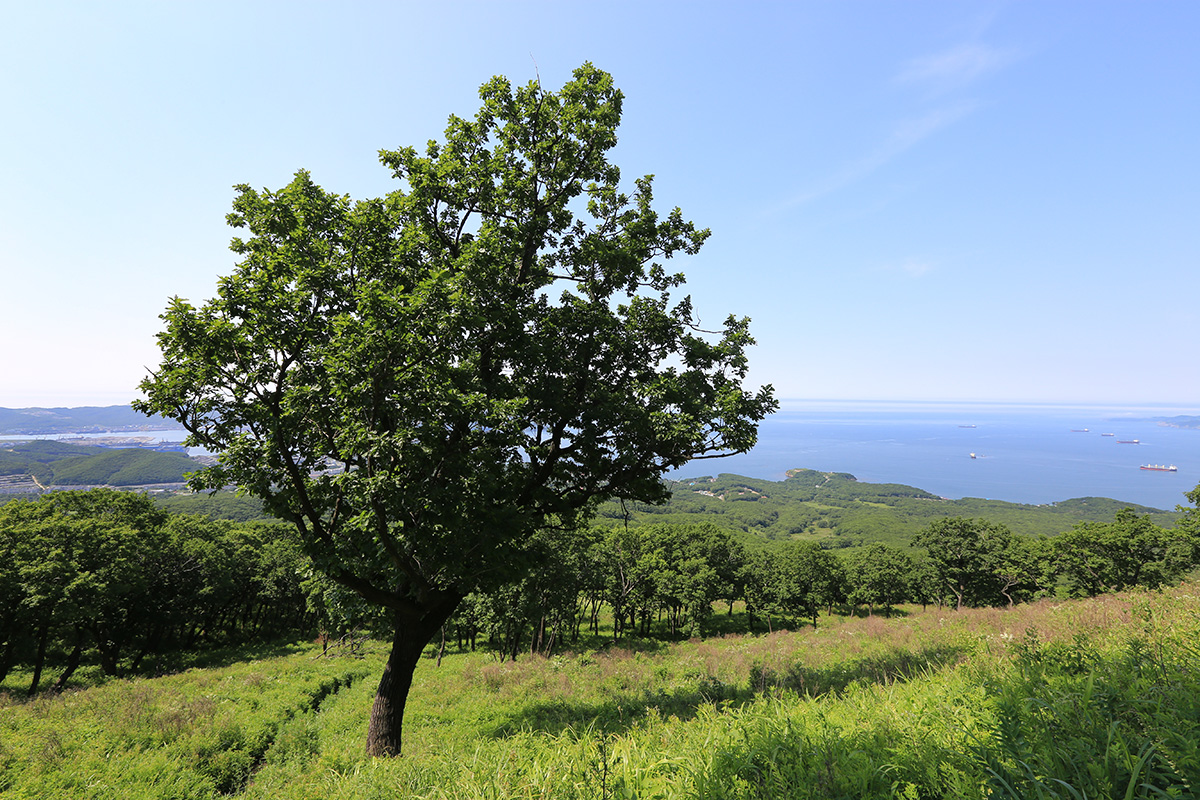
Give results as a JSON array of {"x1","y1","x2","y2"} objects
[
  {"x1": 1154, "y1": 416, "x2": 1200, "y2": 431},
  {"x1": 0, "y1": 406, "x2": 183, "y2": 435}
]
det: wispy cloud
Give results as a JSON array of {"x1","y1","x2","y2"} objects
[
  {"x1": 785, "y1": 103, "x2": 975, "y2": 207},
  {"x1": 774, "y1": 40, "x2": 1017, "y2": 213},
  {"x1": 895, "y1": 43, "x2": 1019, "y2": 95},
  {"x1": 883, "y1": 257, "x2": 936, "y2": 278}
]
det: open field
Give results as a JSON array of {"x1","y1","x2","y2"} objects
[{"x1": 2, "y1": 583, "x2": 1198, "y2": 799}]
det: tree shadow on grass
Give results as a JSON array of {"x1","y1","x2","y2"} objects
[
  {"x1": 3, "y1": 637, "x2": 329, "y2": 698},
  {"x1": 163, "y1": 637, "x2": 325, "y2": 673},
  {"x1": 481, "y1": 641, "x2": 971, "y2": 739}
]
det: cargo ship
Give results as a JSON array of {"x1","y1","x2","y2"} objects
[{"x1": 1140, "y1": 464, "x2": 1178, "y2": 472}]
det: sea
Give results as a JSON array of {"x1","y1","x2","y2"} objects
[
  {"x1": 666, "y1": 400, "x2": 1200, "y2": 511},
  {"x1": 6, "y1": 401, "x2": 1198, "y2": 511}
]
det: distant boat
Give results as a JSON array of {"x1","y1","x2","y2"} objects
[
  {"x1": 1071, "y1": 428, "x2": 1089, "y2": 432},
  {"x1": 970, "y1": 452, "x2": 977, "y2": 459},
  {"x1": 958, "y1": 425, "x2": 977, "y2": 429},
  {"x1": 1140, "y1": 464, "x2": 1177, "y2": 472},
  {"x1": 1101, "y1": 433, "x2": 1115, "y2": 437},
  {"x1": 1118, "y1": 439, "x2": 1140, "y2": 444}
]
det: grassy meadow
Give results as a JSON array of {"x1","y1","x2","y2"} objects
[{"x1": 2, "y1": 585, "x2": 1198, "y2": 799}]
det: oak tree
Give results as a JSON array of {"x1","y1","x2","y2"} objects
[{"x1": 137, "y1": 64, "x2": 775, "y2": 756}]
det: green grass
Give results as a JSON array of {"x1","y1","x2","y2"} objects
[
  {"x1": 0, "y1": 643, "x2": 374, "y2": 798},
  {"x1": 3, "y1": 586, "x2": 1199, "y2": 798}
]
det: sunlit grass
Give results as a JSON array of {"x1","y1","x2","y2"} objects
[{"x1": 4, "y1": 585, "x2": 1198, "y2": 798}]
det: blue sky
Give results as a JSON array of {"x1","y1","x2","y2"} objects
[{"x1": 2, "y1": 1, "x2": 1196, "y2": 408}]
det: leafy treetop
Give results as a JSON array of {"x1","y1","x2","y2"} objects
[{"x1": 137, "y1": 63, "x2": 776, "y2": 756}]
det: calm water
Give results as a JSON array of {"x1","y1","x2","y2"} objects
[
  {"x1": 7, "y1": 403, "x2": 1199, "y2": 510},
  {"x1": 668, "y1": 401, "x2": 1200, "y2": 511}
]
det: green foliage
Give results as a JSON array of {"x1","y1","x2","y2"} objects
[
  {"x1": 912, "y1": 517, "x2": 1014, "y2": 610},
  {"x1": 772, "y1": 541, "x2": 844, "y2": 627},
  {"x1": 153, "y1": 490, "x2": 271, "y2": 522},
  {"x1": 0, "y1": 440, "x2": 79, "y2": 480},
  {"x1": 844, "y1": 542, "x2": 913, "y2": 615},
  {"x1": 1054, "y1": 509, "x2": 1193, "y2": 596},
  {"x1": 48, "y1": 448, "x2": 197, "y2": 486},
  {"x1": 135, "y1": 63, "x2": 774, "y2": 755},
  {"x1": 0, "y1": 490, "x2": 313, "y2": 694},
  {"x1": 978, "y1": 623, "x2": 1200, "y2": 798},
  {"x1": 0, "y1": 642, "x2": 373, "y2": 798}
]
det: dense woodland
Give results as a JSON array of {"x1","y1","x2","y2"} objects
[
  {"x1": 0, "y1": 440, "x2": 197, "y2": 487},
  {"x1": 2, "y1": 472, "x2": 1198, "y2": 695},
  {"x1": 0, "y1": 491, "x2": 313, "y2": 694}
]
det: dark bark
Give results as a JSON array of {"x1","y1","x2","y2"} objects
[
  {"x1": 130, "y1": 624, "x2": 164, "y2": 673},
  {"x1": 94, "y1": 624, "x2": 122, "y2": 676},
  {"x1": 365, "y1": 593, "x2": 461, "y2": 757},
  {"x1": 52, "y1": 626, "x2": 86, "y2": 692},
  {"x1": 28, "y1": 622, "x2": 50, "y2": 696},
  {"x1": 0, "y1": 639, "x2": 13, "y2": 685},
  {"x1": 508, "y1": 626, "x2": 522, "y2": 662}
]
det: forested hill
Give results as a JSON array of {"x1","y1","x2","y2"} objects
[
  {"x1": 1156, "y1": 415, "x2": 1200, "y2": 430},
  {"x1": 594, "y1": 468, "x2": 1178, "y2": 547},
  {"x1": 0, "y1": 405, "x2": 182, "y2": 434},
  {"x1": 0, "y1": 440, "x2": 198, "y2": 488},
  {"x1": 66, "y1": 467, "x2": 1185, "y2": 549}
]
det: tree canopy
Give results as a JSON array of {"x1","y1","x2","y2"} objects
[
  {"x1": 136, "y1": 63, "x2": 775, "y2": 756},
  {"x1": 911, "y1": 517, "x2": 1014, "y2": 610}
]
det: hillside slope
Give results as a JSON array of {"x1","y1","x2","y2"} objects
[
  {"x1": 3, "y1": 584, "x2": 1197, "y2": 798},
  {"x1": 0, "y1": 440, "x2": 198, "y2": 487},
  {"x1": 594, "y1": 469, "x2": 1179, "y2": 546}
]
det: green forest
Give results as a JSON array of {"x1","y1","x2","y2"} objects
[
  {"x1": 1, "y1": 485, "x2": 1199, "y2": 797},
  {"x1": 0, "y1": 441, "x2": 198, "y2": 487},
  {"x1": 596, "y1": 469, "x2": 1179, "y2": 545},
  {"x1": 3, "y1": 482, "x2": 1198, "y2": 690}
]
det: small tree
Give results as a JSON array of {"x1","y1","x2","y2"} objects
[
  {"x1": 994, "y1": 535, "x2": 1055, "y2": 607},
  {"x1": 774, "y1": 541, "x2": 843, "y2": 628},
  {"x1": 137, "y1": 64, "x2": 775, "y2": 756},
  {"x1": 1055, "y1": 509, "x2": 1175, "y2": 596},
  {"x1": 911, "y1": 517, "x2": 1013, "y2": 610},
  {"x1": 845, "y1": 543, "x2": 912, "y2": 616}
]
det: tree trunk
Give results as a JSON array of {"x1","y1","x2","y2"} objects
[
  {"x1": 52, "y1": 626, "x2": 86, "y2": 692},
  {"x1": 0, "y1": 638, "x2": 13, "y2": 685},
  {"x1": 28, "y1": 622, "x2": 50, "y2": 696},
  {"x1": 365, "y1": 594, "x2": 460, "y2": 757}
]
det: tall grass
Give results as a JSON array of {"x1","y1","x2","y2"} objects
[
  {"x1": 3, "y1": 586, "x2": 1197, "y2": 798},
  {"x1": 0, "y1": 644, "x2": 373, "y2": 798}
]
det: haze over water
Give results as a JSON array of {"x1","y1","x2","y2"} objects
[{"x1": 670, "y1": 401, "x2": 1200, "y2": 511}]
